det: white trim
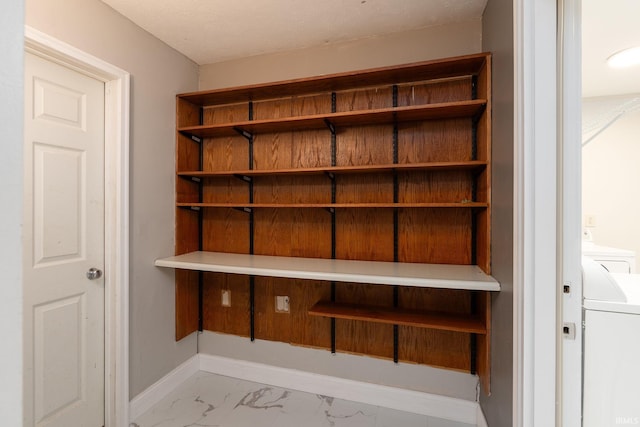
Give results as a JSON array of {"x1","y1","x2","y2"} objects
[
  {"x1": 558, "y1": 2, "x2": 583, "y2": 426},
  {"x1": 24, "y1": 26, "x2": 131, "y2": 427},
  {"x1": 128, "y1": 355, "x2": 200, "y2": 421},
  {"x1": 513, "y1": 0, "x2": 559, "y2": 426},
  {"x1": 199, "y1": 354, "x2": 479, "y2": 425},
  {"x1": 130, "y1": 354, "x2": 483, "y2": 425}
]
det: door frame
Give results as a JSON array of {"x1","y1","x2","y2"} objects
[
  {"x1": 24, "y1": 26, "x2": 131, "y2": 427},
  {"x1": 513, "y1": 0, "x2": 560, "y2": 425},
  {"x1": 558, "y1": 1, "x2": 583, "y2": 425}
]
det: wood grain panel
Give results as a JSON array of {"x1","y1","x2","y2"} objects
[
  {"x1": 397, "y1": 78, "x2": 472, "y2": 106},
  {"x1": 396, "y1": 285, "x2": 472, "y2": 368},
  {"x1": 398, "y1": 208, "x2": 472, "y2": 265},
  {"x1": 253, "y1": 132, "x2": 293, "y2": 170},
  {"x1": 202, "y1": 208, "x2": 250, "y2": 254},
  {"x1": 202, "y1": 272, "x2": 250, "y2": 337},
  {"x1": 290, "y1": 280, "x2": 332, "y2": 348},
  {"x1": 396, "y1": 286, "x2": 473, "y2": 370},
  {"x1": 253, "y1": 175, "x2": 330, "y2": 204},
  {"x1": 203, "y1": 102, "x2": 248, "y2": 125},
  {"x1": 335, "y1": 86, "x2": 393, "y2": 112},
  {"x1": 398, "y1": 170, "x2": 473, "y2": 203},
  {"x1": 476, "y1": 291, "x2": 492, "y2": 393},
  {"x1": 290, "y1": 129, "x2": 332, "y2": 169},
  {"x1": 335, "y1": 282, "x2": 394, "y2": 359},
  {"x1": 253, "y1": 97, "x2": 293, "y2": 120},
  {"x1": 176, "y1": 134, "x2": 201, "y2": 171},
  {"x1": 175, "y1": 269, "x2": 199, "y2": 340},
  {"x1": 176, "y1": 177, "x2": 200, "y2": 205},
  {"x1": 247, "y1": 276, "x2": 333, "y2": 348},
  {"x1": 202, "y1": 178, "x2": 248, "y2": 204},
  {"x1": 335, "y1": 209, "x2": 394, "y2": 261},
  {"x1": 475, "y1": 209, "x2": 490, "y2": 274},
  {"x1": 176, "y1": 134, "x2": 201, "y2": 204},
  {"x1": 203, "y1": 135, "x2": 249, "y2": 171},
  {"x1": 252, "y1": 130, "x2": 332, "y2": 170},
  {"x1": 398, "y1": 119, "x2": 473, "y2": 163},
  {"x1": 336, "y1": 125, "x2": 394, "y2": 166},
  {"x1": 399, "y1": 287, "x2": 471, "y2": 314},
  {"x1": 398, "y1": 327, "x2": 470, "y2": 370},
  {"x1": 254, "y1": 276, "x2": 292, "y2": 342},
  {"x1": 254, "y1": 208, "x2": 331, "y2": 258},
  {"x1": 291, "y1": 93, "x2": 333, "y2": 117},
  {"x1": 177, "y1": 97, "x2": 200, "y2": 128},
  {"x1": 175, "y1": 208, "x2": 199, "y2": 255},
  {"x1": 335, "y1": 174, "x2": 394, "y2": 204}
]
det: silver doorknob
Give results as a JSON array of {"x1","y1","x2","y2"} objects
[{"x1": 86, "y1": 268, "x2": 103, "y2": 280}]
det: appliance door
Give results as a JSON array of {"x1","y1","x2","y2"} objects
[{"x1": 583, "y1": 309, "x2": 640, "y2": 426}]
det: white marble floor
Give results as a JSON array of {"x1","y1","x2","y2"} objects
[{"x1": 130, "y1": 371, "x2": 476, "y2": 427}]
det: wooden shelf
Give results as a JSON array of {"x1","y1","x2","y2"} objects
[
  {"x1": 178, "y1": 53, "x2": 490, "y2": 106},
  {"x1": 178, "y1": 160, "x2": 487, "y2": 179},
  {"x1": 308, "y1": 301, "x2": 487, "y2": 334},
  {"x1": 155, "y1": 251, "x2": 500, "y2": 291},
  {"x1": 178, "y1": 100, "x2": 486, "y2": 139},
  {"x1": 176, "y1": 202, "x2": 488, "y2": 209}
]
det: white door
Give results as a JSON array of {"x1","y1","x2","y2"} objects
[{"x1": 23, "y1": 52, "x2": 105, "y2": 427}]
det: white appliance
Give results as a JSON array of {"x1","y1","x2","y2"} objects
[
  {"x1": 582, "y1": 241, "x2": 636, "y2": 273},
  {"x1": 582, "y1": 258, "x2": 640, "y2": 426}
]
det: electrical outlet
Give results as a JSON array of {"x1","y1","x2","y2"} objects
[
  {"x1": 585, "y1": 214, "x2": 597, "y2": 227},
  {"x1": 221, "y1": 290, "x2": 231, "y2": 307},
  {"x1": 275, "y1": 296, "x2": 290, "y2": 313}
]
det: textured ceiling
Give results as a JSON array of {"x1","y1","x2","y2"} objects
[{"x1": 100, "y1": 0, "x2": 487, "y2": 65}]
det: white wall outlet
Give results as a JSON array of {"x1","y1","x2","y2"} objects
[
  {"x1": 275, "y1": 296, "x2": 290, "y2": 313},
  {"x1": 585, "y1": 214, "x2": 597, "y2": 227},
  {"x1": 221, "y1": 290, "x2": 231, "y2": 307}
]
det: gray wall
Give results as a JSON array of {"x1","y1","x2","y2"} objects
[
  {"x1": 200, "y1": 21, "x2": 482, "y2": 89},
  {"x1": 481, "y1": 0, "x2": 515, "y2": 425},
  {"x1": 25, "y1": 0, "x2": 200, "y2": 398},
  {"x1": 197, "y1": 20, "x2": 485, "y2": 401},
  {"x1": 0, "y1": 1, "x2": 24, "y2": 424}
]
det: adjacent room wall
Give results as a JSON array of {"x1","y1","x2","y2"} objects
[
  {"x1": 480, "y1": 0, "x2": 515, "y2": 425},
  {"x1": 583, "y1": 95, "x2": 640, "y2": 266},
  {"x1": 25, "y1": 0, "x2": 200, "y2": 398},
  {"x1": 0, "y1": 1, "x2": 25, "y2": 424},
  {"x1": 196, "y1": 20, "x2": 484, "y2": 401}
]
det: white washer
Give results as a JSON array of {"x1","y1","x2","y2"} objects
[
  {"x1": 582, "y1": 258, "x2": 640, "y2": 426},
  {"x1": 582, "y1": 241, "x2": 636, "y2": 273}
]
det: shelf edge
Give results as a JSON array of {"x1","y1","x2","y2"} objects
[{"x1": 154, "y1": 252, "x2": 500, "y2": 292}]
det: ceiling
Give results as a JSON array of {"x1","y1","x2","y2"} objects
[
  {"x1": 101, "y1": 0, "x2": 640, "y2": 98},
  {"x1": 100, "y1": 0, "x2": 487, "y2": 65},
  {"x1": 582, "y1": 1, "x2": 640, "y2": 98}
]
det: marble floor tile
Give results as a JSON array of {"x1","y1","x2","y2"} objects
[{"x1": 131, "y1": 371, "x2": 477, "y2": 427}]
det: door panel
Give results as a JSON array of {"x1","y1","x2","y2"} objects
[
  {"x1": 24, "y1": 52, "x2": 105, "y2": 427},
  {"x1": 34, "y1": 294, "x2": 85, "y2": 421},
  {"x1": 33, "y1": 143, "x2": 85, "y2": 265}
]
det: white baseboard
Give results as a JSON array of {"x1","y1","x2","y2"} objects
[
  {"x1": 129, "y1": 354, "x2": 199, "y2": 421},
  {"x1": 130, "y1": 353, "x2": 483, "y2": 425},
  {"x1": 199, "y1": 353, "x2": 479, "y2": 425}
]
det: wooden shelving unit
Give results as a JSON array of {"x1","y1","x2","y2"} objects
[{"x1": 156, "y1": 52, "x2": 496, "y2": 393}]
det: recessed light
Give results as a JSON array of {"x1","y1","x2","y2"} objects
[{"x1": 607, "y1": 46, "x2": 640, "y2": 69}]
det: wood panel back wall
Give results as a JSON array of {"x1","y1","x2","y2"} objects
[{"x1": 162, "y1": 53, "x2": 497, "y2": 392}]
